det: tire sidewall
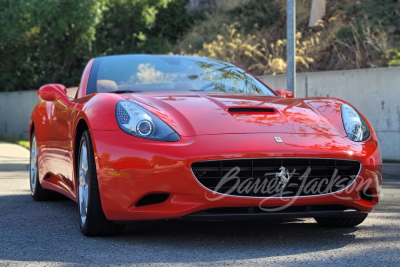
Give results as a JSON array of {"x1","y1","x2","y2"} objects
[{"x1": 77, "y1": 130, "x2": 124, "y2": 236}]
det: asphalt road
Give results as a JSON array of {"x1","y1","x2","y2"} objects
[{"x1": 1, "y1": 163, "x2": 399, "y2": 266}]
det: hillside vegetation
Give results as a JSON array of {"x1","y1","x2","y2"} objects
[
  {"x1": 0, "y1": 0, "x2": 399, "y2": 91},
  {"x1": 0, "y1": 0, "x2": 193, "y2": 91},
  {"x1": 176, "y1": 0, "x2": 400, "y2": 75}
]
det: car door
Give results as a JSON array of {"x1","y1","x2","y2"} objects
[
  {"x1": 48, "y1": 96, "x2": 74, "y2": 190},
  {"x1": 63, "y1": 101, "x2": 80, "y2": 194}
]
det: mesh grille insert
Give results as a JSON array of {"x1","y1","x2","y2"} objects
[{"x1": 192, "y1": 158, "x2": 361, "y2": 197}]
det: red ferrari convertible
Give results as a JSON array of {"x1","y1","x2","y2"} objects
[{"x1": 29, "y1": 55, "x2": 382, "y2": 236}]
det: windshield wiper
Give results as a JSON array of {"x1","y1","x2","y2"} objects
[{"x1": 112, "y1": 90, "x2": 141, "y2": 94}]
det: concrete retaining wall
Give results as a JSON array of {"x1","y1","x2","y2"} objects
[
  {"x1": 0, "y1": 67, "x2": 399, "y2": 159},
  {"x1": 0, "y1": 91, "x2": 40, "y2": 140}
]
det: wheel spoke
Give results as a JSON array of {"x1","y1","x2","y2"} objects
[
  {"x1": 84, "y1": 185, "x2": 88, "y2": 214},
  {"x1": 78, "y1": 141, "x2": 89, "y2": 226},
  {"x1": 30, "y1": 136, "x2": 38, "y2": 194}
]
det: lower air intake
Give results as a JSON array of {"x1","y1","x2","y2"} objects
[{"x1": 135, "y1": 193, "x2": 170, "y2": 207}]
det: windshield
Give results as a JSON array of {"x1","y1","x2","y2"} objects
[{"x1": 87, "y1": 55, "x2": 274, "y2": 95}]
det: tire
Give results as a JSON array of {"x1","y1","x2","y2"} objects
[
  {"x1": 314, "y1": 214, "x2": 368, "y2": 227},
  {"x1": 78, "y1": 130, "x2": 125, "y2": 236},
  {"x1": 30, "y1": 132, "x2": 56, "y2": 201}
]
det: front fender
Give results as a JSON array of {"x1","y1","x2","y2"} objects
[{"x1": 74, "y1": 93, "x2": 124, "y2": 131}]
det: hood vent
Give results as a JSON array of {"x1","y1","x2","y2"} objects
[{"x1": 228, "y1": 107, "x2": 275, "y2": 113}]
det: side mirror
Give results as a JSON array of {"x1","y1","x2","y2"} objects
[
  {"x1": 274, "y1": 89, "x2": 294, "y2": 98},
  {"x1": 38, "y1": 84, "x2": 69, "y2": 104}
]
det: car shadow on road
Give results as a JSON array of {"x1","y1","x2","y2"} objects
[{"x1": 0, "y1": 193, "x2": 368, "y2": 265}]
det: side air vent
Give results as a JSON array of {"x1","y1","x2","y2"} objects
[
  {"x1": 228, "y1": 107, "x2": 275, "y2": 113},
  {"x1": 360, "y1": 189, "x2": 373, "y2": 202},
  {"x1": 135, "y1": 193, "x2": 170, "y2": 207}
]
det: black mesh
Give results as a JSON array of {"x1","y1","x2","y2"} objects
[{"x1": 192, "y1": 158, "x2": 361, "y2": 197}]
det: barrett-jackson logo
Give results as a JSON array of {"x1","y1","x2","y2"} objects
[
  {"x1": 204, "y1": 166, "x2": 374, "y2": 211},
  {"x1": 207, "y1": 166, "x2": 355, "y2": 197}
]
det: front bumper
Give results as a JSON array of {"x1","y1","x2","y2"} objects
[{"x1": 91, "y1": 130, "x2": 382, "y2": 221}]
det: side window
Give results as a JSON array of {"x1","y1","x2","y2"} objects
[
  {"x1": 76, "y1": 59, "x2": 95, "y2": 98},
  {"x1": 66, "y1": 87, "x2": 79, "y2": 100}
]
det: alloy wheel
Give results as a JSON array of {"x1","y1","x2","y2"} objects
[
  {"x1": 78, "y1": 141, "x2": 89, "y2": 227},
  {"x1": 30, "y1": 135, "x2": 38, "y2": 194}
]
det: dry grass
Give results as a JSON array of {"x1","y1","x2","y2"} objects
[
  {"x1": 174, "y1": 0, "x2": 400, "y2": 74},
  {"x1": 187, "y1": 23, "x2": 318, "y2": 75}
]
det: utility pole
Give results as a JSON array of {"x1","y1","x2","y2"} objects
[
  {"x1": 309, "y1": 0, "x2": 326, "y2": 26},
  {"x1": 286, "y1": 0, "x2": 296, "y2": 96}
]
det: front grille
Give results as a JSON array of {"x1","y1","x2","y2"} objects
[{"x1": 191, "y1": 158, "x2": 361, "y2": 197}]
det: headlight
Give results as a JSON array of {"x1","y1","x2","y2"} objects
[
  {"x1": 341, "y1": 104, "x2": 370, "y2": 142},
  {"x1": 116, "y1": 101, "x2": 180, "y2": 142}
]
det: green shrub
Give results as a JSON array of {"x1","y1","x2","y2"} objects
[
  {"x1": 0, "y1": 0, "x2": 193, "y2": 91},
  {"x1": 226, "y1": 2, "x2": 280, "y2": 30},
  {"x1": 0, "y1": 0, "x2": 106, "y2": 91},
  {"x1": 1, "y1": 0, "x2": 399, "y2": 92}
]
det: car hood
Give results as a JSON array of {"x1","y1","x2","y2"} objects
[{"x1": 122, "y1": 92, "x2": 342, "y2": 137}]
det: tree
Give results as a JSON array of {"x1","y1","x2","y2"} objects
[{"x1": 0, "y1": 0, "x2": 192, "y2": 91}]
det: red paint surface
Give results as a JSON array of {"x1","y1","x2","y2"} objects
[{"x1": 29, "y1": 59, "x2": 382, "y2": 221}]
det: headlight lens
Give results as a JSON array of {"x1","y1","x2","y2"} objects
[
  {"x1": 341, "y1": 104, "x2": 370, "y2": 142},
  {"x1": 116, "y1": 101, "x2": 180, "y2": 142},
  {"x1": 136, "y1": 120, "x2": 153, "y2": 136}
]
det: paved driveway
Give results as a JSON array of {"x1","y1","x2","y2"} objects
[{"x1": 0, "y1": 143, "x2": 399, "y2": 266}]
